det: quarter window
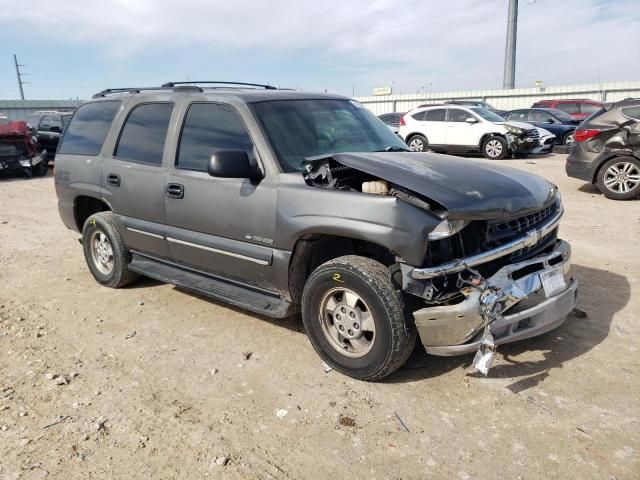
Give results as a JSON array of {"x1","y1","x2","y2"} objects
[
  {"x1": 424, "y1": 109, "x2": 446, "y2": 121},
  {"x1": 176, "y1": 103, "x2": 254, "y2": 172},
  {"x1": 115, "y1": 103, "x2": 173, "y2": 165},
  {"x1": 556, "y1": 102, "x2": 578, "y2": 114},
  {"x1": 59, "y1": 101, "x2": 120, "y2": 156},
  {"x1": 622, "y1": 106, "x2": 640, "y2": 121}
]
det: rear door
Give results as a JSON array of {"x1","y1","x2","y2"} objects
[
  {"x1": 100, "y1": 101, "x2": 175, "y2": 259},
  {"x1": 163, "y1": 101, "x2": 278, "y2": 289},
  {"x1": 419, "y1": 108, "x2": 447, "y2": 145}
]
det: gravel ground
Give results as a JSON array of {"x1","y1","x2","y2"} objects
[{"x1": 0, "y1": 154, "x2": 638, "y2": 480}]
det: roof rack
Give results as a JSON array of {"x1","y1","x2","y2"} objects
[
  {"x1": 92, "y1": 81, "x2": 277, "y2": 98},
  {"x1": 161, "y1": 81, "x2": 277, "y2": 90}
]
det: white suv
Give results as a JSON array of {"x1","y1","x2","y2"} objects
[{"x1": 398, "y1": 105, "x2": 540, "y2": 159}]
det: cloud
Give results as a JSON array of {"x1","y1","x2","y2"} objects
[{"x1": 1, "y1": 0, "x2": 637, "y2": 95}]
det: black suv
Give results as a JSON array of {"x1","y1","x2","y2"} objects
[
  {"x1": 26, "y1": 111, "x2": 73, "y2": 158},
  {"x1": 566, "y1": 99, "x2": 640, "y2": 200},
  {"x1": 55, "y1": 81, "x2": 577, "y2": 380}
]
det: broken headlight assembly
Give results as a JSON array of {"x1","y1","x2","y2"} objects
[
  {"x1": 504, "y1": 124, "x2": 525, "y2": 136},
  {"x1": 427, "y1": 219, "x2": 469, "y2": 240}
]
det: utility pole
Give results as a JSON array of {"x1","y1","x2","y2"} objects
[
  {"x1": 14, "y1": 53, "x2": 26, "y2": 100},
  {"x1": 502, "y1": 0, "x2": 518, "y2": 89}
]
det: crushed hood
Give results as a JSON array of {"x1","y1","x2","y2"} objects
[{"x1": 313, "y1": 152, "x2": 556, "y2": 220}]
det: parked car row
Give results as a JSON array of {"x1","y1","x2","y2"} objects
[{"x1": 26, "y1": 110, "x2": 73, "y2": 158}]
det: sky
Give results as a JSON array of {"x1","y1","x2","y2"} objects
[{"x1": 0, "y1": 0, "x2": 637, "y2": 100}]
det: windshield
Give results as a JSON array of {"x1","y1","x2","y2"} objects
[
  {"x1": 547, "y1": 109, "x2": 575, "y2": 122},
  {"x1": 470, "y1": 107, "x2": 507, "y2": 122},
  {"x1": 252, "y1": 99, "x2": 407, "y2": 172}
]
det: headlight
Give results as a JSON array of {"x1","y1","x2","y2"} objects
[
  {"x1": 505, "y1": 124, "x2": 524, "y2": 135},
  {"x1": 427, "y1": 219, "x2": 469, "y2": 240},
  {"x1": 19, "y1": 158, "x2": 32, "y2": 167}
]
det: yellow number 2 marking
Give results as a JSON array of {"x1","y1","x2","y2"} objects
[{"x1": 333, "y1": 273, "x2": 344, "y2": 283}]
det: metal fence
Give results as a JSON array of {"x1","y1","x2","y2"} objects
[
  {"x1": 354, "y1": 81, "x2": 640, "y2": 115},
  {"x1": 0, "y1": 99, "x2": 83, "y2": 121}
]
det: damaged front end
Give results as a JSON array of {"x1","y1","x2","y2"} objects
[
  {"x1": 504, "y1": 123, "x2": 541, "y2": 156},
  {"x1": 303, "y1": 152, "x2": 578, "y2": 374}
]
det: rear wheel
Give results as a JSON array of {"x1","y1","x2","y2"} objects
[
  {"x1": 596, "y1": 157, "x2": 640, "y2": 200},
  {"x1": 407, "y1": 134, "x2": 428, "y2": 152},
  {"x1": 82, "y1": 212, "x2": 139, "y2": 288},
  {"x1": 301, "y1": 255, "x2": 416, "y2": 381},
  {"x1": 482, "y1": 136, "x2": 507, "y2": 160}
]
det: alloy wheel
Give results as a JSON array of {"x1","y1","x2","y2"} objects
[
  {"x1": 90, "y1": 231, "x2": 115, "y2": 275},
  {"x1": 319, "y1": 287, "x2": 376, "y2": 358},
  {"x1": 603, "y1": 161, "x2": 640, "y2": 194},
  {"x1": 485, "y1": 139, "x2": 503, "y2": 158},
  {"x1": 409, "y1": 138, "x2": 424, "y2": 152}
]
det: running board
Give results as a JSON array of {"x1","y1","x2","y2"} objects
[{"x1": 128, "y1": 254, "x2": 296, "y2": 318}]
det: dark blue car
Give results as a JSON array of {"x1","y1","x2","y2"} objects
[{"x1": 503, "y1": 108, "x2": 580, "y2": 145}]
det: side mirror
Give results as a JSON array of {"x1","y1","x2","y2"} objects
[
  {"x1": 207, "y1": 150, "x2": 262, "y2": 180},
  {"x1": 545, "y1": 119, "x2": 555, "y2": 124},
  {"x1": 465, "y1": 117, "x2": 478, "y2": 124}
]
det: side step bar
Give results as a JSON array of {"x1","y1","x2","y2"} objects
[{"x1": 128, "y1": 254, "x2": 297, "y2": 318}]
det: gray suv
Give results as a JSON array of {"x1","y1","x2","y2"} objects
[{"x1": 55, "y1": 82, "x2": 578, "y2": 380}]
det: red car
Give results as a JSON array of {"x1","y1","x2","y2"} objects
[
  {"x1": 0, "y1": 121, "x2": 48, "y2": 177},
  {"x1": 531, "y1": 99, "x2": 603, "y2": 120}
]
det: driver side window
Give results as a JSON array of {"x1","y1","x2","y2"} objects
[{"x1": 177, "y1": 103, "x2": 254, "y2": 172}]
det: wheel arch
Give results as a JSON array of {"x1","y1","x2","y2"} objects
[
  {"x1": 74, "y1": 195, "x2": 112, "y2": 231},
  {"x1": 288, "y1": 234, "x2": 397, "y2": 304},
  {"x1": 479, "y1": 132, "x2": 507, "y2": 149}
]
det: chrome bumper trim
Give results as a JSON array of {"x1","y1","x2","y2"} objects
[{"x1": 411, "y1": 207, "x2": 564, "y2": 280}]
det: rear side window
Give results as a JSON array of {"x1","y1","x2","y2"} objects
[
  {"x1": 580, "y1": 103, "x2": 601, "y2": 115},
  {"x1": 59, "y1": 102, "x2": 120, "y2": 156},
  {"x1": 622, "y1": 106, "x2": 640, "y2": 121},
  {"x1": 509, "y1": 111, "x2": 530, "y2": 121},
  {"x1": 411, "y1": 111, "x2": 426, "y2": 121},
  {"x1": 176, "y1": 103, "x2": 254, "y2": 172},
  {"x1": 556, "y1": 102, "x2": 578, "y2": 114},
  {"x1": 115, "y1": 103, "x2": 173, "y2": 165},
  {"x1": 424, "y1": 109, "x2": 446, "y2": 121}
]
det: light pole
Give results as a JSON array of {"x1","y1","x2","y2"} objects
[{"x1": 502, "y1": 0, "x2": 518, "y2": 89}]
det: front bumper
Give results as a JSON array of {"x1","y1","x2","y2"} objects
[{"x1": 413, "y1": 239, "x2": 577, "y2": 355}]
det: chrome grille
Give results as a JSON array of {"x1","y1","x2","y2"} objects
[
  {"x1": 525, "y1": 129, "x2": 540, "y2": 138},
  {"x1": 488, "y1": 204, "x2": 555, "y2": 238}
]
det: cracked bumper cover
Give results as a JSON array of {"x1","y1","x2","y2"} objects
[{"x1": 412, "y1": 240, "x2": 578, "y2": 356}]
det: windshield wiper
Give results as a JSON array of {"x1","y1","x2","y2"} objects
[{"x1": 375, "y1": 146, "x2": 410, "y2": 152}]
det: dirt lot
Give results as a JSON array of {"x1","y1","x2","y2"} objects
[{"x1": 0, "y1": 153, "x2": 638, "y2": 480}]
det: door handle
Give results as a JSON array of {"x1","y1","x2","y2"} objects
[
  {"x1": 107, "y1": 173, "x2": 121, "y2": 187},
  {"x1": 165, "y1": 183, "x2": 184, "y2": 199}
]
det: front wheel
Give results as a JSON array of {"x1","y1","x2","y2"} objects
[
  {"x1": 482, "y1": 136, "x2": 508, "y2": 160},
  {"x1": 301, "y1": 256, "x2": 416, "y2": 381},
  {"x1": 596, "y1": 156, "x2": 640, "y2": 200}
]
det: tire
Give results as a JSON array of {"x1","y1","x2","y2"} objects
[
  {"x1": 595, "y1": 156, "x2": 640, "y2": 200},
  {"x1": 482, "y1": 136, "x2": 508, "y2": 160},
  {"x1": 82, "y1": 212, "x2": 139, "y2": 288},
  {"x1": 32, "y1": 160, "x2": 48, "y2": 177},
  {"x1": 407, "y1": 134, "x2": 428, "y2": 152},
  {"x1": 301, "y1": 255, "x2": 416, "y2": 381},
  {"x1": 563, "y1": 131, "x2": 575, "y2": 146}
]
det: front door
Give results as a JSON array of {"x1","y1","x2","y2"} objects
[
  {"x1": 101, "y1": 101, "x2": 175, "y2": 259},
  {"x1": 163, "y1": 102, "x2": 278, "y2": 290}
]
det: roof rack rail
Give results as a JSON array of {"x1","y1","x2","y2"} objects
[
  {"x1": 161, "y1": 81, "x2": 277, "y2": 90},
  {"x1": 92, "y1": 87, "x2": 167, "y2": 98}
]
